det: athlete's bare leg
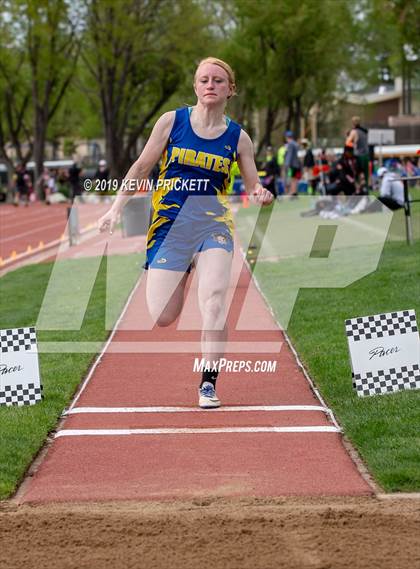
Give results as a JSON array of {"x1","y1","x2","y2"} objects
[
  {"x1": 146, "y1": 268, "x2": 189, "y2": 327},
  {"x1": 196, "y1": 248, "x2": 232, "y2": 363}
]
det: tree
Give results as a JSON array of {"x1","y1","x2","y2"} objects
[
  {"x1": 82, "y1": 0, "x2": 213, "y2": 177},
  {"x1": 222, "y1": 0, "x2": 354, "y2": 151},
  {"x1": 0, "y1": 4, "x2": 33, "y2": 176},
  {"x1": 4, "y1": 0, "x2": 82, "y2": 190},
  {"x1": 0, "y1": 47, "x2": 33, "y2": 171},
  {"x1": 367, "y1": 0, "x2": 420, "y2": 114}
]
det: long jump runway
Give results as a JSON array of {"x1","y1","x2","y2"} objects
[{"x1": 17, "y1": 246, "x2": 373, "y2": 503}]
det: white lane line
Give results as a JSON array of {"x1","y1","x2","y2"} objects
[
  {"x1": 246, "y1": 255, "x2": 341, "y2": 431},
  {"x1": 67, "y1": 273, "x2": 143, "y2": 411},
  {"x1": 0, "y1": 220, "x2": 66, "y2": 243},
  {"x1": 56, "y1": 426, "x2": 341, "y2": 438},
  {"x1": 64, "y1": 405, "x2": 329, "y2": 415},
  {"x1": 243, "y1": 215, "x2": 278, "y2": 257},
  {"x1": 39, "y1": 341, "x2": 283, "y2": 354}
]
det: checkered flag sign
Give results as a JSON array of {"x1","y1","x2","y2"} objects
[
  {"x1": 0, "y1": 327, "x2": 43, "y2": 406},
  {"x1": 345, "y1": 310, "x2": 420, "y2": 397}
]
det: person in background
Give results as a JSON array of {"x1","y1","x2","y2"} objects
[
  {"x1": 346, "y1": 116, "x2": 369, "y2": 187},
  {"x1": 47, "y1": 168, "x2": 58, "y2": 204},
  {"x1": 326, "y1": 146, "x2": 357, "y2": 196},
  {"x1": 68, "y1": 161, "x2": 83, "y2": 202},
  {"x1": 37, "y1": 167, "x2": 56, "y2": 205},
  {"x1": 277, "y1": 141, "x2": 287, "y2": 179},
  {"x1": 301, "y1": 138, "x2": 316, "y2": 194},
  {"x1": 402, "y1": 157, "x2": 416, "y2": 185},
  {"x1": 95, "y1": 159, "x2": 109, "y2": 183},
  {"x1": 13, "y1": 163, "x2": 30, "y2": 206},
  {"x1": 376, "y1": 166, "x2": 404, "y2": 210},
  {"x1": 262, "y1": 145, "x2": 278, "y2": 197},
  {"x1": 284, "y1": 131, "x2": 301, "y2": 197}
]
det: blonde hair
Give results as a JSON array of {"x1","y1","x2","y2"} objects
[{"x1": 194, "y1": 57, "x2": 237, "y2": 98}]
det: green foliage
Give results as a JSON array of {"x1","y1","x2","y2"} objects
[
  {"x1": 0, "y1": 3, "x2": 33, "y2": 164},
  {"x1": 218, "y1": 0, "x2": 354, "y2": 146},
  {"x1": 1, "y1": 0, "x2": 417, "y2": 167},
  {"x1": 349, "y1": 0, "x2": 420, "y2": 88},
  {"x1": 237, "y1": 195, "x2": 420, "y2": 491},
  {"x1": 82, "y1": 0, "x2": 214, "y2": 174},
  {"x1": 285, "y1": 238, "x2": 420, "y2": 492}
]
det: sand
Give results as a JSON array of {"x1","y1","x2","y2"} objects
[{"x1": 1, "y1": 496, "x2": 419, "y2": 569}]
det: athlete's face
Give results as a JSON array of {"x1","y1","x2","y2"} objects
[{"x1": 194, "y1": 63, "x2": 232, "y2": 105}]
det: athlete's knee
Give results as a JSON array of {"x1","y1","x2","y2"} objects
[
  {"x1": 155, "y1": 314, "x2": 177, "y2": 327},
  {"x1": 201, "y1": 290, "x2": 225, "y2": 321},
  {"x1": 148, "y1": 303, "x2": 181, "y2": 327}
]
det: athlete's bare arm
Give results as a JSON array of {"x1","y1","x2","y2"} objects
[
  {"x1": 237, "y1": 130, "x2": 273, "y2": 206},
  {"x1": 98, "y1": 111, "x2": 176, "y2": 234}
]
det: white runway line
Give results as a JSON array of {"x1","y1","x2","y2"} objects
[
  {"x1": 1, "y1": 220, "x2": 66, "y2": 243},
  {"x1": 246, "y1": 256, "x2": 341, "y2": 431},
  {"x1": 40, "y1": 341, "x2": 283, "y2": 353},
  {"x1": 56, "y1": 425, "x2": 341, "y2": 438},
  {"x1": 242, "y1": 215, "x2": 278, "y2": 257},
  {"x1": 64, "y1": 405, "x2": 330, "y2": 415},
  {"x1": 67, "y1": 273, "x2": 143, "y2": 412}
]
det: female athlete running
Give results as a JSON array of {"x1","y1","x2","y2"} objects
[{"x1": 98, "y1": 57, "x2": 273, "y2": 408}]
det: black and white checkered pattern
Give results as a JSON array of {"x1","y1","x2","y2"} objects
[
  {"x1": 345, "y1": 310, "x2": 417, "y2": 342},
  {"x1": 353, "y1": 364, "x2": 420, "y2": 397},
  {"x1": 0, "y1": 383, "x2": 43, "y2": 406},
  {"x1": 0, "y1": 327, "x2": 37, "y2": 353}
]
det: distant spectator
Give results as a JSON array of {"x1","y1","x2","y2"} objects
[
  {"x1": 56, "y1": 168, "x2": 69, "y2": 195},
  {"x1": 326, "y1": 146, "x2": 357, "y2": 196},
  {"x1": 37, "y1": 167, "x2": 56, "y2": 205},
  {"x1": 262, "y1": 145, "x2": 278, "y2": 197},
  {"x1": 319, "y1": 148, "x2": 329, "y2": 166},
  {"x1": 357, "y1": 172, "x2": 368, "y2": 195},
  {"x1": 301, "y1": 138, "x2": 316, "y2": 194},
  {"x1": 347, "y1": 116, "x2": 369, "y2": 186},
  {"x1": 402, "y1": 157, "x2": 417, "y2": 185},
  {"x1": 284, "y1": 131, "x2": 301, "y2": 197},
  {"x1": 95, "y1": 159, "x2": 109, "y2": 183},
  {"x1": 13, "y1": 163, "x2": 30, "y2": 207},
  {"x1": 276, "y1": 143, "x2": 287, "y2": 178},
  {"x1": 46, "y1": 169, "x2": 57, "y2": 204},
  {"x1": 376, "y1": 167, "x2": 404, "y2": 210},
  {"x1": 68, "y1": 161, "x2": 83, "y2": 201}
]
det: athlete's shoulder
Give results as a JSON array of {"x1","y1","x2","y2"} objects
[
  {"x1": 155, "y1": 110, "x2": 176, "y2": 130},
  {"x1": 150, "y1": 111, "x2": 177, "y2": 142},
  {"x1": 237, "y1": 129, "x2": 253, "y2": 154}
]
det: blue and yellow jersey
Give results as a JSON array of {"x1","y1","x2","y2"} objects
[{"x1": 149, "y1": 107, "x2": 242, "y2": 243}]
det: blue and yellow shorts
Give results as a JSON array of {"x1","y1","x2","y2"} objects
[{"x1": 145, "y1": 217, "x2": 233, "y2": 272}]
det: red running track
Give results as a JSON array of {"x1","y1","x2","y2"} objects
[
  {"x1": 17, "y1": 247, "x2": 373, "y2": 503},
  {"x1": 0, "y1": 202, "x2": 108, "y2": 260}
]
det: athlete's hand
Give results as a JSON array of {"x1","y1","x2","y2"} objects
[
  {"x1": 97, "y1": 208, "x2": 119, "y2": 235},
  {"x1": 251, "y1": 183, "x2": 274, "y2": 206}
]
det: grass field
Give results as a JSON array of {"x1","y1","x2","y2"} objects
[
  {"x1": 238, "y1": 191, "x2": 420, "y2": 492},
  {"x1": 0, "y1": 254, "x2": 142, "y2": 500}
]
